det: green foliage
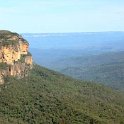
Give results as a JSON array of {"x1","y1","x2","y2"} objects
[
  {"x1": 1, "y1": 40, "x2": 18, "y2": 46},
  {"x1": 19, "y1": 53, "x2": 32, "y2": 63},
  {"x1": 54, "y1": 51, "x2": 124, "y2": 91},
  {"x1": 27, "y1": 52, "x2": 31, "y2": 56},
  {"x1": 0, "y1": 30, "x2": 18, "y2": 40},
  {"x1": 0, "y1": 30, "x2": 26, "y2": 46},
  {"x1": 19, "y1": 55, "x2": 26, "y2": 63},
  {"x1": 0, "y1": 64, "x2": 124, "y2": 124},
  {"x1": 0, "y1": 62, "x2": 8, "y2": 70}
]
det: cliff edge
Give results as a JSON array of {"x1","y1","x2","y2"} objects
[{"x1": 0, "y1": 30, "x2": 32, "y2": 84}]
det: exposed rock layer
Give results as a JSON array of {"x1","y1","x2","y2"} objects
[{"x1": 0, "y1": 30, "x2": 32, "y2": 84}]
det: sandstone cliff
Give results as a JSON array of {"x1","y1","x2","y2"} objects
[{"x1": 0, "y1": 30, "x2": 32, "y2": 84}]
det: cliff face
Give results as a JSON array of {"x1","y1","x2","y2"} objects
[{"x1": 0, "y1": 30, "x2": 33, "y2": 84}]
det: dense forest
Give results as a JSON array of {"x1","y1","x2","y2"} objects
[
  {"x1": 0, "y1": 64, "x2": 124, "y2": 124},
  {"x1": 48, "y1": 51, "x2": 124, "y2": 91}
]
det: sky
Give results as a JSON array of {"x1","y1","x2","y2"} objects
[{"x1": 0, "y1": 0, "x2": 124, "y2": 33}]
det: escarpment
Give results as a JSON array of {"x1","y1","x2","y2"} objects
[{"x1": 0, "y1": 30, "x2": 32, "y2": 84}]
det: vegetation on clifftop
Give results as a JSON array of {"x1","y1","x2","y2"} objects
[
  {"x1": 0, "y1": 30, "x2": 28, "y2": 46},
  {"x1": 0, "y1": 40, "x2": 19, "y2": 46}
]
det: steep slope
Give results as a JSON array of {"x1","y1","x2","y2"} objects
[
  {"x1": 0, "y1": 30, "x2": 32, "y2": 84},
  {"x1": 0, "y1": 65, "x2": 124, "y2": 124}
]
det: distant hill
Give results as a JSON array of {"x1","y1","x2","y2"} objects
[
  {"x1": 0, "y1": 64, "x2": 124, "y2": 124},
  {"x1": 22, "y1": 32, "x2": 124, "y2": 91},
  {"x1": 53, "y1": 51, "x2": 124, "y2": 91}
]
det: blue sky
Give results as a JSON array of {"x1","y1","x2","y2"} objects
[{"x1": 0, "y1": 0, "x2": 124, "y2": 33}]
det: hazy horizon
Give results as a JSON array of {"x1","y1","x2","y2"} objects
[{"x1": 22, "y1": 31, "x2": 124, "y2": 34}]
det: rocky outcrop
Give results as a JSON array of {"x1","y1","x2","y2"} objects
[{"x1": 0, "y1": 30, "x2": 33, "y2": 84}]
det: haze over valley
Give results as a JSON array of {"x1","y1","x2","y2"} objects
[{"x1": 23, "y1": 32, "x2": 124, "y2": 90}]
